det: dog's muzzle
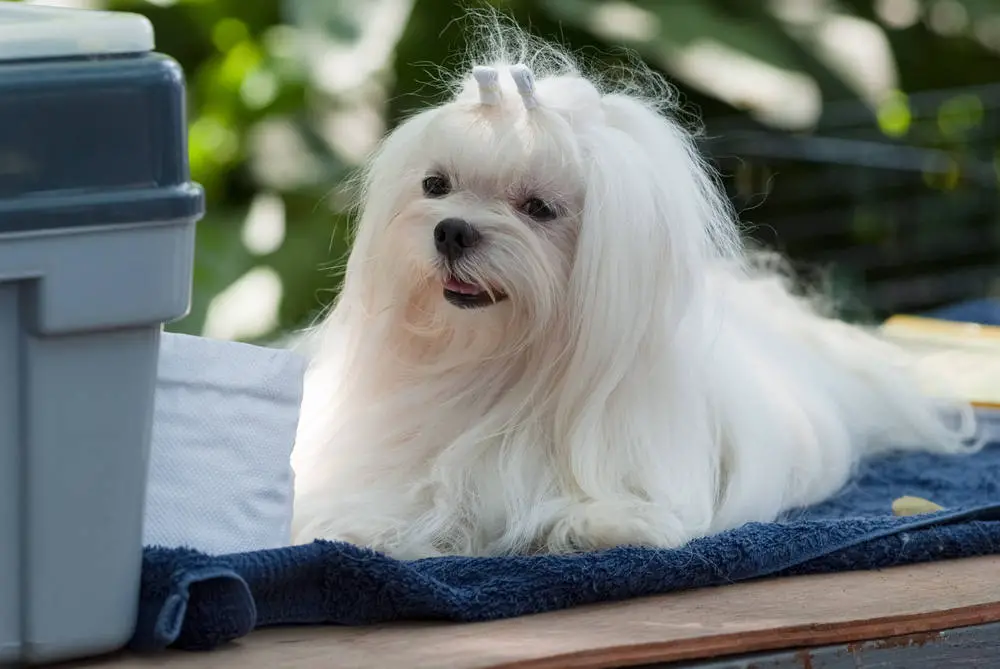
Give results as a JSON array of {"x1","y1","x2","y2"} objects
[
  {"x1": 434, "y1": 217, "x2": 480, "y2": 262},
  {"x1": 433, "y1": 218, "x2": 507, "y2": 308}
]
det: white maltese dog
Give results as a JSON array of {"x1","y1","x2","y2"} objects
[{"x1": 290, "y1": 24, "x2": 980, "y2": 559}]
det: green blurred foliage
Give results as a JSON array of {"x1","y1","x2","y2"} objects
[{"x1": 23, "y1": 0, "x2": 1000, "y2": 339}]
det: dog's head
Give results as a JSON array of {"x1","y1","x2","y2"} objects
[{"x1": 337, "y1": 41, "x2": 743, "y2": 370}]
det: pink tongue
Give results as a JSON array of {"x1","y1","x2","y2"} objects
[{"x1": 444, "y1": 278, "x2": 483, "y2": 295}]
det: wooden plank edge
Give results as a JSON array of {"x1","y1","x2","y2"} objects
[{"x1": 492, "y1": 600, "x2": 1000, "y2": 669}]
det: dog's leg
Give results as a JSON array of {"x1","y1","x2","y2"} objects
[
  {"x1": 543, "y1": 499, "x2": 695, "y2": 552},
  {"x1": 292, "y1": 489, "x2": 449, "y2": 559}
]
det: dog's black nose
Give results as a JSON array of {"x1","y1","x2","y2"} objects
[{"x1": 434, "y1": 218, "x2": 481, "y2": 261}]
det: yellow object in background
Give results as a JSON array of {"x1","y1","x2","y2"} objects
[
  {"x1": 880, "y1": 316, "x2": 995, "y2": 520},
  {"x1": 892, "y1": 496, "x2": 945, "y2": 516},
  {"x1": 879, "y1": 315, "x2": 1000, "y2": 411}
]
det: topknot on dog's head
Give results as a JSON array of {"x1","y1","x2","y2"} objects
[
  {"x1": 447, "y1": 9, "x2": 694, "y2": 134},
  {"x1": 471, "y1": 63, "x2": 540, "y2": 110},
  {"x1": 461, "y1": 61, "x2": 603, "y2": 128}
]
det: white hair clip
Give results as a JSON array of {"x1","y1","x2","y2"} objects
[
  {"x1": 509, "y1": 63, "x2": 539, "y2": 109},
  {"x1": 472, "y1": 65, "x2": 502, "y2": 106}
]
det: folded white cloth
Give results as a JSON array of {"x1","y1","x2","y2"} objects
[{"x1": 142, "y1": 332, "x2": 306, "y2": 555}]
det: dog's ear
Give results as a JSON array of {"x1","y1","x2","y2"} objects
[
  {"x1": 597, "y1": 94, "x2": 743, "y2": 295},
  {"x1": 552, "y1": 94, "x2": 739, "y2": 501},
  {"x1": 339, "y1": 110, "x2": 438, "y2": 312}
]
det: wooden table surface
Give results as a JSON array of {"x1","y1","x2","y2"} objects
[{"x1": 71, "y1": 555, "x2": 1000, "y2": 669}]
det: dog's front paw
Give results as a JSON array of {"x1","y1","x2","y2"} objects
[{"x1": 545, "y1": 501, "x2": 692, "y2": 552}]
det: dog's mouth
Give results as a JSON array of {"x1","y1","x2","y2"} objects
[{"x1": 443, "y1": 277, "x2": 507, "y2": 309}]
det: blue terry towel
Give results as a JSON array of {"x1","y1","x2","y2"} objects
[{"x1": 133, "y1": 299, "x2": 1000, "y2": 652}]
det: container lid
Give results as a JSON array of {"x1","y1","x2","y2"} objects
[
  {"x1": 0, "y1": 4, "x2": 153, "y2": 62},
  {"x1": 0, "y1": 52, "x2": 204, "y2": 232}
]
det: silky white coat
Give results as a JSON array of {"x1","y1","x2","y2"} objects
[{"x1": 290, "y1": 27, "x2": 978, "y2": 559}]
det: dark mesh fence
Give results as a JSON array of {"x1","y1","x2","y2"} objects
[{"x1": 704, "y1": 84, "x2": 1000, "y2": 320}]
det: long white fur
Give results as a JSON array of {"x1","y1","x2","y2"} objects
[{"x1": 290, "y1": 23, "x2": 980, "y2": 559}]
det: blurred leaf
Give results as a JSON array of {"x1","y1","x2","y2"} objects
[
  {"x1": 922, "y1": 153, "x2": 962, "y2": 190},
  {"x1": 953, "y1": 0, "x2": 1000, "y2": 21},
  {"x1": 937, "y1": 93, "x2": 985, "y2": 139},
  {"x1": 282, "y1": 0, "x2": 364, "y2": 42},
  {"x1": 638, "y1": 1, "x2": 805, "y2": 71},
  {"x1": 168, "y1": 208, "x2": 256, "y2": 336},
  {"x1": 266, "y1": 200, "x2": 351, "y2": 333},
  {"x1": 212, "y1": 17, "x2": 250, "y2": 51},
  {"x1": 541, "y1": 0, "x2": 858, "y2": 106},
  {"x1": 877, "y1": 90, "x2": 912, "y2": 137}
]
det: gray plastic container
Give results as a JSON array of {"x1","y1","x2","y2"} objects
[{"x1": 0, "y1": 5, "x2": 203, "y2": 665}]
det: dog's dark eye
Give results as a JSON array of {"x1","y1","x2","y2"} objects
[
  {"x1": 521, "y1": 197, "x2": 558, "y2": 222},
  {"x1": 422, "y1": 174, "x2": 451, "y2": 198}
]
